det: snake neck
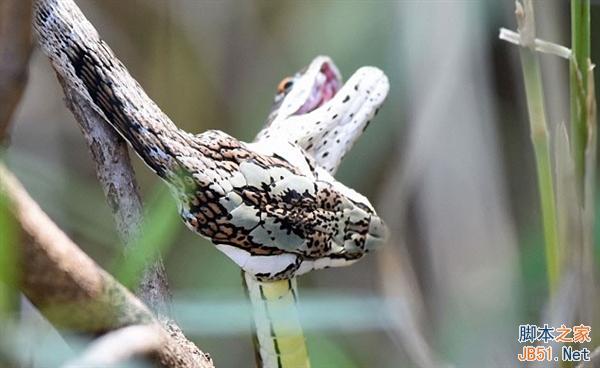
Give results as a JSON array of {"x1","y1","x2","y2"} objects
[
  {"x1": 34, "y1": 0, "x2": 191, "y2": 179},
  {"x1": 243, "y1": 272, "x2": 311, "y2": 368}
]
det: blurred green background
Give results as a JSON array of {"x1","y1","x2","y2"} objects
[{"x1": 2, "y1": 1, "x2": 599, "y2": 367}]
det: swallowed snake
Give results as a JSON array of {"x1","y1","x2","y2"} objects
[{"x1": 32, "y1": 1, "x2": 389, "y2": 367}]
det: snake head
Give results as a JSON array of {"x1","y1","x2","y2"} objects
[
  {"x1": 176, "y1": 132, "x2": 389, "y2": 281},
  {"x1": 209, "y1": 167, "x2": 389, "y2": 280},
  {"x1": 258, "y1": 55, "x2": 390, "y2": 174}
]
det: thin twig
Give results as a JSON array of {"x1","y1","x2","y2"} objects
[
  {"x1": 498, "y1": 28, "x2": 571, "y2": 60},
  {"x1": 0, "y1": 163, "x2": 214, "y2": 368},
  {"x1": 0, "y1": 0, "x2": 33, "y2": 142}
]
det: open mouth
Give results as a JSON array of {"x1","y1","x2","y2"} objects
[{"x1": 296, "y1": 62, "x2": 341, "y2": 115}]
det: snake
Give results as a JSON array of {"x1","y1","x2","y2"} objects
[
  {"x1": 246, "y1": 57, "x2": 389, "y2": 368},
  {"x1": 32, "y1": 0, "x2": 389, "y2": 367}
]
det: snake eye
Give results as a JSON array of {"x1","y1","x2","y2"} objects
[{"x1": 277, "y1": 77, "x2": 294, "y2": 94}]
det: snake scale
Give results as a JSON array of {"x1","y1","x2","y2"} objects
[{"x1": 33, "y1": 0, "x2": 389, "y2": 367}]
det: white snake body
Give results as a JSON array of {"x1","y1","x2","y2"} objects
[
  {"x1": 32, "y1": 1, "x2": 389, "y2": 367},
  {"x1": 257, "y1": 56, "x2": 389, "y2": 175}
]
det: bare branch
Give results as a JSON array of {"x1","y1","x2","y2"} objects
[
  {"x1": 0, "y1": 0, "x2": 33, "y2": 141},
  {"x1": 499, "y1": 27, "x2": 572, "y2": 59},
  {"x1": 0, "y1": 163, "x2": 214, "y2": 368},
  {"x1": 34, "y1": 0, "x2": 171, "y2": 315},
  {"x1": 63, "y1": 325, "x2": 164, "y2": 367},
  {"x1": 58, "y1": 76, "x2": 172, "y2": 316}
]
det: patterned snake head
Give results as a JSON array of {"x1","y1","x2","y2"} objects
[
  {"x1": 256, "y1": 55, "x2": 390, "y2": 174},
  {"x1": 215, "y1": 56, "x2": 390, "y2": 280},
  {"x1": 176, "y1": 131, "x2": 389, "y2": 281}
]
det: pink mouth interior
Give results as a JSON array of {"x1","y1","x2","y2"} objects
[{"x1": 296, "y1": 63, "x2": 341, "y2": 115}]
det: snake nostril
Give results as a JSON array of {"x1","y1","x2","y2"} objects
[{"x1": 368, "y1": 216, "x2": 388, "y2": 240}]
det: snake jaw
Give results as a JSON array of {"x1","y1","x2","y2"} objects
[
  {"x1": 295, "y1": 59, "x2": 342, "y2": 114},
  {"x1": 365, "y1": 215, "x2": 387, "y2": 251},
  {"x1": 273, "y1": 55, "x2": 343, "y2": 120}
]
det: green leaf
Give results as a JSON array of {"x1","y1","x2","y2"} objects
[{"x1": 111, "y1": 184, "x2": 180, "y2": 288}]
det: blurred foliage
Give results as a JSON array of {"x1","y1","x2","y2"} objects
[
  {"x1": 0, "y1": 174, "x2": 18, "y2": 322},
  {"x1": 111, "y1": 185, "x2": 180, "y2": 289}
]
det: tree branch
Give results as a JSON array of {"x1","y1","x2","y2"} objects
[
  {"x1": 57, "y1": 76, "x2": 172, "y2": 316},
  {"x1": 34, "y1": 0, "x2": 171, "y2": 316},
  {"x1": 0, "y1": 163, "x2": 214, "y2": 368},
  {"x1": 0, "y1": 0, "x2": 33, "y2": 142}
]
